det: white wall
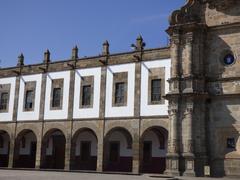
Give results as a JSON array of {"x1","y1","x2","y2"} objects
[
  {"x1": 73, "y1": 67, "x2": 101, "y2": 119},
  {"x1": 105, "y1": 63, "x2": 135, "y2": 117},
  {"x1": 0, "y1": 77, "x2": 16, "y2": 122},
  {"x1": 140, "y1": 59, "x2": 171, "y2": 116},
  {"x1": 19, "y1": 132, "x2": 36, "y2": 155},
  {"x1": 44, "y1": 71, "x2": 70, "y2": 120},
  {"x1": 143, "y1": 131, "x2": 167, "y2": 157},
  {"x1": 75, "y1": 131, "x2": 97, "y2": 156},
  {"x1": 17, "y1": 74, "x2": 42, "y2": 121},
  {"x1": 108, "y1": 131, "x2": 132, "y2": 157},
  {"x1": 0, "y1": 133, "x2": 9, "y2": 155}
]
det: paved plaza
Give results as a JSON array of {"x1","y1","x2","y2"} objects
[{"x1": 0, "y1": 170, "x2": 239, "y2": 180}]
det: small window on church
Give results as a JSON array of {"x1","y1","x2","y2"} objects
[
  {"x1": 223, "y1": 54, "x2": 235, "y2": 66},
  {"x1": 115, "y1": 82, "x2": 125, "y2": 105},
  {"x1": 151, "y1": 79, "x2": 161, "y2": 102},
  {"x1": 227, "y1": 138, "x2": 235, "y2": 149},
  {"x1": 52, "y1": 88, "x2": 61, "y2": 108},
  {"x1": 25, "y1": 90, "x2": 34, "y2": 110},
  {"x1": 0, "y1": 92, "x2": 9, "y2": 110},
  {"x1": 82, "y1": 85, "x2": 91, "y2": 106}
]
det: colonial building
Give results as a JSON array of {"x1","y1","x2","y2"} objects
[{"x1": 0, "y1": 0, "x2": 240, "y2": 177}]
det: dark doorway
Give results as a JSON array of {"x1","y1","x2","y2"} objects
[
  {"x1": 0, "y1": 131, "x2": 10, "y2": 167},
  {"x1": 70, "y1": 129, "x2": 98, "y2": 171},
  {"x1": 103, "y1": 128, "x2": 133, "y2": 172},
  {"x1": 41, "y1": 129, "x2": 66, "y2": 170},
  {"x1": 13, "y1": 130, "x2": 37, "y2": 168},
  {"x1": 143, "y1": 141, "x2": 152, "y2": 162},
  {"x1": 80, "y1": 141, "x2": 91, "y2": 161},
  {"x1": 141, "y1": 127, "x2": 168, "y2": 174},
  {"x1": 109, "y1": 142, "x2": 120, "y2": 162}
]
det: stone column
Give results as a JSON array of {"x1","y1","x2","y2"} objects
[
  {"x1": 8, "y1": 74, "x2": 21, "y2": 168},
  {"x1": 132, "y1": 58, "x2": 141, "y2": 174},
  {"x1": 165, "y1": 99, "x2": 180, "y2": 176},
  {"x1": 96, "y1": 124, "x2": 104, "y2": 172},
  {"x1": 64, "y1": 69, "x2": 75, "y2": 171},
  {"x1": 64, "y1": 133, "x2": 71, "y2": 170},
  {"x1": 35, "y1": 136, "x2": 42, "y2": 169},
  {"x1": 183, "y1": 98, "x2": 195, "y2": 176},
  {"x1": 184, "y1": 33, "x2": 193, "y2": 77},
  {"x1": 97, "y1": 47, "x2": 108, "y2": 172},
  {"x1": 132, "y1": 131, "x2": 140, "y2": 174},
  {"x1": 8, "y1": 133, "x2": 15, "y2": 168},
  {"x1": 170, "y1": 35, "x2": 180, "y2": 78}
]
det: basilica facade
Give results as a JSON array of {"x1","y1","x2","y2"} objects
[{"x1": 0, "y1": 0, "x2": 240, "y2": 177}]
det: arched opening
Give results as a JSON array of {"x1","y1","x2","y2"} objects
[
  {"x1": 70, "y1": 128, "x2": 98, "y2": 170},
  {"x1": 141, "y1": 126, "x2": 168, "y2": 174},
  {"x1": 13, "y1": 130, "x2": 37, "y2": 168},
  {"x1": 40, "y1": 129, "x2": 66, "y2": 169},
  {"x1": 103, "y1": 127, "x2": 133, "y2": 172},
  {"x1": 0, "y1": 130, "x2": 10, "y2": 167}
]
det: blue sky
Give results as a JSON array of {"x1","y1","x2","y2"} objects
[{"x1": 0, "y1": 0, "x2": 185, "y2": 68}]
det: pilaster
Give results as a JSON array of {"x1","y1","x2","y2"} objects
[
  {"x1": 165, "y1": 98, "x2": 180, "y2": 176},
  {"x1": 182, "y1": 97, "x2": 196, "y2": 176}
]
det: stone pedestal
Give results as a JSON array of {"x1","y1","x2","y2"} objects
[
  {"x1": 183, "y1": 153, "x2": 196, "y2": 176},
  {"x1": 164, "y1": 153, "x2": 180, "y2": 176}
]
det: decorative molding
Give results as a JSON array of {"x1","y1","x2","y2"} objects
[{"x1": 169, "y1": 0, "x2": 201, "y2": 26}]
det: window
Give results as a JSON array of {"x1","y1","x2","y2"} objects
[
  {"x1": 52, "y1": 88, "x2": 61, "y2": 108},
  {"x1": 82, "y1": 85, "x2": 91, "y2": 106},
  {"x1": 25, "y1": 90, "x2": 34, "y2": 110},
  {"x1": 151, "y1": 79, "x2": 161, "y2": 102},
  {"x1": 227, "y1": 138, "x2": 236, "y2": 149},
  {"x1": 115, "y1": 82, "x2": 125, "y2": 105},
  {"x1": 223, "y1": 54, "x2": 235, "y2": 65},
  {"x1": 0, "y1": 92, "x2": 9, "y2": 110}
]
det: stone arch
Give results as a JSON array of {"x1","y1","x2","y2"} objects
[
  {"x1": 140, "y1": 126, "x2": 168, "y2": 174},
  {"x1": 0, "y1": 130, "x2": 10, "y2": 167},
  {"x1": 40, "y1": 128, "x2": 66, "y2": 169},
  {"x1": 72, "y1": 123, "x2": 100, "y2": 141},
  {"x1": 103, "y1": 127, "x2": 133, "y2": 172},
  {"x1": 70, "y1": 127, "x2": 98, "y2": 170},
  {"x1": 43, "y1": 124, "x2": 68, "y2": 139},
  {"x1": 13, "y1": 129, "x2": 37, "y2": 168},
  {"x1": 16, "y1": 125, "x2": 40, "y2": 141}
]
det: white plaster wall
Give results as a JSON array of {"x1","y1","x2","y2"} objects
[
  {"x1": 143, "y1": 131, "x2": 167, "y2": 157},
  {"x1": 17, "y1": 74, "x2": 42, "y2": 121},
  {"x1": 0, "y1": 77, "x2": 16, "y2": 122},
  {"x1": 44, "y1": 71, "x2": 70, "y2": 120},
  {"x1": 105, "y1": 63, "x2": 135, "y2": 117},
  {"x1": 75, "y1": 131, "x2": 97, "y2": 156},
  {"x1": 0, "y1": 133, "x2": 9, "y2": 155},
  {"x1": 73, "y1": 67, "x2": 101, "y2": 119},
  {"x1": 108, "y1": 131, "x2": 132, "y2": 157},
  {"x1": 140, "y1": 59, "x2": 171, "y2": 116},
  {"x1": 19, "y1": 133, "x2": 36, "y2": 155}
]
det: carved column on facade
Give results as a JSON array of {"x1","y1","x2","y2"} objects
[
  {"x1": 169, "y1": 31, "x2": 180, "y2": 94},
  {"x1": 164, "y1": 98, "x2": 180, "y2": 176},
  {"x1": 183, "y1": 97, "x2": 196, "y2": 176},
  {"x1": 96, "y1": 121, "x2": 104, "y2": 172},
  {"x1": 8, "y1": 132, "x2": 16, "y2": 168}
]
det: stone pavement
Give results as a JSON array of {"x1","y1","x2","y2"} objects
[{"x1": 0, "y1": 170, "x2": 239, "y2": 180}]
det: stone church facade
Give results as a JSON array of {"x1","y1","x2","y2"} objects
[{"x1": 0, "y1": 0, "x2": 239, "y2": 177}]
